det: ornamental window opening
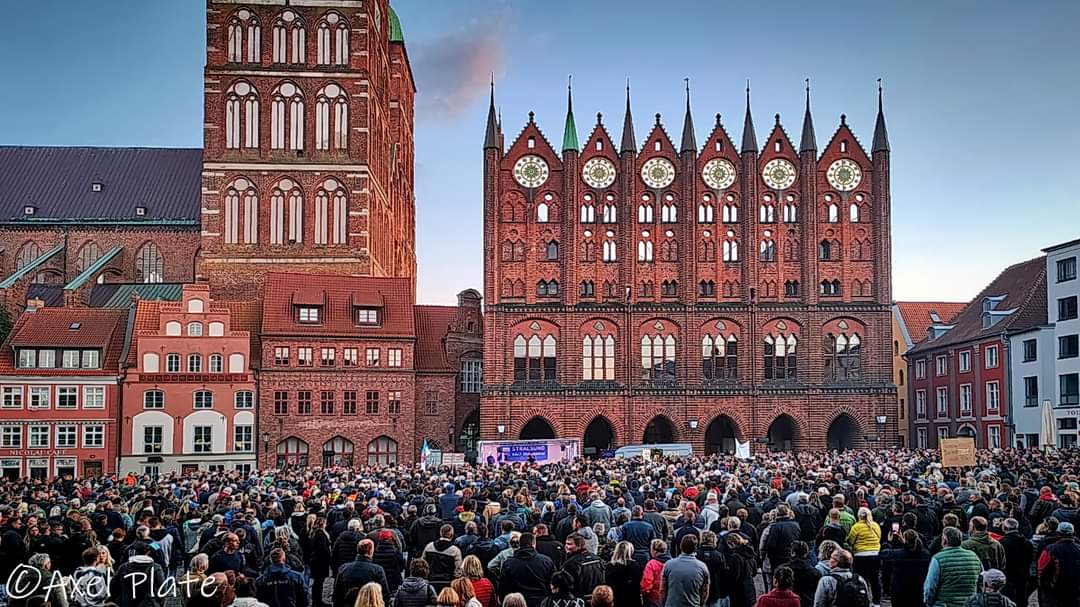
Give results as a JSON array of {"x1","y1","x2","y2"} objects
[
  {"x1": 698, "y1": 203, "x2": 714, "y2": 223},
  {"x1": 850, "y1": 203, "x2": 861, "y2": 223},
  {"x1": 226, "y1": 11, "x2": 261, "y2": 64},
  {"x1": 316, "y1": 13, "x2": 349, "y2": 66},
  {"x1": 723, "y1": 203, "x2": 739, "y2": 223},
  {"x1": 660, "y1": 240, "x2": 678, "y2": 262},
  {"x1": 820, "y1": 279, "x2": 842, "y2": 296},
  {"x1": 580, "y1": 203, "x2": 595, "y2": 223},
  {"x1": 579, "y1": 281, "x2": 595, "y2": 297},
  {"x1": 783, "y1": 203, "x2": 798, "y2": 223},
  {"x1": 513, "y1": 334, "x2": 557, "y2": 384},
  {"x1": 225, "y1": 82, "x2": 260, "y2": 150},
  {"x1": 784, "y1": 280, "x2": 800, "y2": 297},
  {"x1": 641, "y1": 334, "x2": 676, "y2": 382},
  {"x1": 545, "y1": 240, "x2": 559, "y2": 260},
  {"x1": 602, "y1": 240, "x2": 617, "y2": 262},
  {"x1": 224, "y1": 179, "x2": 259, "y2": 244},
  {"x1": 759, "y1": 203, "x2": 775, "y2": 223},
  {"x1": 824, "y1": 332, "x2": 862, "y2": 381},
  {"x1": 698, "y1": 280, "x2": 716, "y2": 297},
  {"x1": 536, "y1": 280, "x2": 560, "y2": 297},
  {"x1": 638, "y1": 240, "x2": 653, "y2": 262},
  {"x1": 759, "y1": 239, "x2": 776, "y2": 262},
  {"x1": 272, "y1": 11, "x2": 306, "y2": 65},
  {"x1": 661, "y1": 280, "x2": 678, "y2": 297},
  {"x1": 602, "y1": 204, "x2": 617, "y2": 223},
  {"x1": 702, "y1": 334, "x2": 738, "y2": 380},
  {"x1": 583, "y1": 334, "x2": 616, "y2": 381},
  {"x1": 827, "y1": 203, "x2": 840, "y2": 223},
  {"x1": 313, "y1": 182, "x2": 348, "y2": 245},
  {"x1": 723, "y1": 239, "x2": 739, "y2": 262},
  {"x1": 699, "y1": 240, "x2": 716, "y2": 262},
  {"x1": 537, "y1": 202, "x2": 549, "y2": 223},
  {"x1": 661, "y1": 203, "x2": 677, "y2": 223},
  {"x1": 271, "y1": 83, "x2": 305, "y2": 151},
  {"x1": 764, "y1": 333, "x2": 798, "y2": 380},
  {"x1": 315, "y1": 84, "x2": 349, "y2": 151},
  {"x1": 638, "y1": 203, "x2": 654, "y2": 223}
]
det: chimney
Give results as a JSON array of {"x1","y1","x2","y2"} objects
[{"x1": 25, "y1": 298, "x2": 45, "y2": 313}]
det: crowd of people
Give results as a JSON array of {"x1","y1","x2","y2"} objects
[{"x1": 0, "y1": 447, "x2": 1079, "y2": 607}]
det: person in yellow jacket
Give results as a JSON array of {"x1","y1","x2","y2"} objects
[{"x1": 847, "y1": 507, "x2": 883, "y2": 607}]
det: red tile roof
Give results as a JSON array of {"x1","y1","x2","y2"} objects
[
  {"x1": 125, "y1": 297, "x2": 262, "y2": 367},
  {"x1": 0, "y1": 307, "x2": 129, "y2": 374},
  {"x1": 908, "y1": 256, "x2": 1047, "y2": 354},
  {"x1": 224, "y1": 300, "x2": 262, "y2": 361},
  {"x1": 894, "y1": 301, "x2": 967, "y2": 346},
  {"x1": 414, "y1": 305, "x2": 456, "y2": 372},
  {"x1": 260, "y1": 273, "x2": 416, "y2": 337}
]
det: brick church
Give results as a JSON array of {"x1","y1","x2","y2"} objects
[
  {"x1": 0, "y1": 0, "x2": 482, "y2": 476},
  {"x1": 481, "y1": 82, "x2": 898, "y2": 453}
]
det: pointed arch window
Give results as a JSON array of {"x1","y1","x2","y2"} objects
[
  {"x1": 698, "y1": 240, "x2": 716, "y2": 262},
  {"x1": 583, "y1": 334, "x2": 616, "y2": 381},
  {"x1": 135, "y1": 243, "x2": 164, "y2": 283},
  {"x1": 638, "y1": 239, "x2": 654, "y2": 262},
  {"x1": 819, "y1": 239, "x2": 832, "y2": 261},
  {"x1": 75, "y1": 242, "x2": 101, "y2": 274},
  {"x1": 602, "y1": 240, "x2": 617, "y2": 262},
  {"x1": 661, "y1": 280, "x2": 678, "y2": 297},
  {"x1": 827, "y1": 203, "x2": 840, "y2": 223},
  {"x1": 849, "y1": 203, "x2": 861, "y2": 223},
  {"x1": 783, "y1": 202, "x2": 798, "y2": 223},
  {"x1": 760, "y1": 239, "x2": 776, "y2": 262},
  {"x1": 225, "y1": 81, "x2": 260, "y2": 149},
  {"x1": 604, "y1": 281, "x2": 618, "y2": 298},
  {"x1": 759, "y1": 203, "x2": 775, "y2": 223},
  {"x1": 581, "y1": 241, "x2": 596, "y2": 262},
  {"x1": 15, "y1": 242, "x2": 40, "y2": 270},
  {"x1": 639, "y1": 281, "x2": 655, "y2": 298},
  {"x1": 698, "y1": 202, "x2": 714, "y2": 223},
  {"x1": 514, "y1": 334, "x2": 556, "y2": 384},
  {"x1": 702, "y1": 334, "x2": 738, "y2": 380},
  {"x1": 661, "y1": 240, "x2": 678, "y2": 262},
  {"x1": 638, "y1": 203, "x2": 654, "y2": 223},
  {"x1": 227, "y1": 11, "x2": 261, "y2": 63},
  {"x1": 315, "y1": 83, "x2": 348, "y2": 151},
  {"x1": 224, "y1": 178, "x2": 259, "y2": 244},
  {"x1": 367, "y1": 436, "x2": 397, "y2": 466},
  {"x1": 723, "y1": 238, "x2": 739, "y2": 262},
  {"x1": 784, "y1": 280, "x2": 800, "y2": 298},
  {"x1": 661, "y1": 202, "x2": 677, "y2": 223},
  {"x1": 820, "y1": 279, "x2": 842, "y2": 296},
  {"x1": 313, "y1": 179, "x2": 347, "y2": 245},
  {"x1": 580, "y1": 203, "x2": 595, "y2": 223},
  {"x1": 641, "y1": 334, "x2": 676, "y2": 382},
  {"x1": 545, "y1": 240, "x2": 559, "y2": 260},
  {"x1": 723, "y1": 203, "x2": 739, "y2": 223},
  {"x1": 536, "y1": 280, "x2": 559, "y2": 297},
  {"x1": 698, "y1": 280, "x2": 716, "y2": 297},
  {"x1": 272, "y1": 11, "x2": 306, "y2": 65},
  {"x1": 825, "y1": 332, "x2": 862, "y2": 381},
  {"x1": 602, "y1": 203, "x2": 617, "y2": 223},
  {"x1": 579, "y1": 281, "x2": 595, "y2": 298},
  {"x1": 271, "y1": 83, "x2": 305, "y2": 150},
  {"x1": 276, "y1": 437, "x2": 309, "y2": 467},
  {"x1": 764, "y1": 333, "x2": 798, "y2": 380},
  {"x1": 316, "y1": 12, "x2": 349, "y2": 66}
]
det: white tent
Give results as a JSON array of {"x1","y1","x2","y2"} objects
[{"x1": 1041, "y1": 399, "x2": 1057, "y2": 449}]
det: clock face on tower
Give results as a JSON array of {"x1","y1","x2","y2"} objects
[
  {"x1": 582, "y1": 157, "x2": 617, "y2": 189},
  {"x1": 826, "y1": 159, "x2": 862, "y2": 192},
  {"x1": 641, "y1": 158, "x2": 676, "y2": 189},
  {"x1": 702, "y1": 158, "x2": 737, "y2": 190},
  {"x1": 761, "y1": 159, "x2": 797, "y2": 190},
  {"x1": 513, "y1": 155, "x2": 550, "y2": 188}
]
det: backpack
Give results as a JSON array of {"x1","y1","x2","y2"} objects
[{"x1": 830, "y1": 573, "x2": 870, "y2": 607}]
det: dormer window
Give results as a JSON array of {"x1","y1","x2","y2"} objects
[
  {"x1": 23, "y1": 206, "x2": 35, "y2": 216},
  {"x1": 355, "y1": 307, "x2": 380, "y2": 325},
  {"x1": 135, "y1": 206, "x2": 147, "y2": 217},
  {"x1": 91, "y1": 182, "x2": 103, "y2": 192},
  {"x1": 297, "y1": 306, "x2": 322, "y2": 324},
  {"x1": 982, "y1": 295, "x2": 1005, "y2": 312}
]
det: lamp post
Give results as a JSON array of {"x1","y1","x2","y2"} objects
[
  {"x1": 875, "y1": 415, "x2": 887, "y2": 446},
  {"x1": 496, "y1": 424, "x2": 505, "y2": 435}
]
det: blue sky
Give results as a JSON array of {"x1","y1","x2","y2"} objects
[{"x1": 2, "y1": 1, "x2": 1077, "y2": 304}]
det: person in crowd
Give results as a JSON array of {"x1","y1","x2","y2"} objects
[
  {"x1": 961, "y1": 569, "x2": 1013, "y2": 607},
  {"x1": 726, "y1": 532, "x2": 758, "y2": 607},
  {"x1": 535, "y1": 524, "x2": 566, "y2": 568},
  {"x1": 255, "y1": 548, "x2": 308, "y2": 607},
  {"x1": 924, "y1": 527, "x2": 983, "y2": 607},
  {"x1": 540, "y1": 571, "x2": 583, "y2": 607},
  {"x1": 560, "y1": 533, "x2": 606, "y2": 602},
  {"x1": 590, "y1": 586, "x2": 614, "y2": 607},
  {"x1": 960, "y1": 517, "x2": 1005, "y2": 572},
  {"x1": 425, "y1": 525, "x2": 464, "y2": 585},
  {"x1": 640, "y1": 540, "x2": 671, "y2": 607},
  {"x1": 109, "y1": 544, "x2": 162, "y2": 607},
  {"x1": 462, "y1": 555, "x2": 495, "y2": 607},
  {"x1": 996, "y1": 518, "x2": 1030, "y2": 607},
  {"x1": 694, "y1": 531, "x2": 727, "y2": 607},
  {"x1": 1038, "y1": 521, "x2": 1080, "y2": 607},
  {"x1": 811, "y1": 549, "x2": 870, "y2": 607},
  {"x1": 755, "y1": 567, "x2": 800, "y2": 607},
  {"x1": 435, "y1": 587, "x2": 462, "y2": 607},
  {"x1": 451, "y1": 578, "x2": 482, "y2": 607},
  {"x1": 229, "y1": 575, "x2": 270, "y2": 607},
  {"x1": 846, "y1": 508, "x2": 881, "y2": 607},
  {"x1": 393, "y1": 559, "x2": 438, "y2": 607},
  {"x1": 334, "y1": 540, "x2": 389, "y2": 607},
  {"x1": 660, "y1": 535, "x2": 709, "y2": 607},
  {"x1": 309, "y1": 517, "x2": 333, "y2": 607},
  {"x1": 500, "y1": 533, "x2": 556, "y2": 607},
  {"x1": 782, "y1": 542, "x2": 820, "y2": 607},
  {"x1": 605, "y1": 542, "x2": 643, "y2": 607},
  {"x1": 879, "y1": 530, "x2": 930, "y2": 607}
]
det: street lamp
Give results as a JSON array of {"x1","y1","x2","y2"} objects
[
  {"x1": 689, "y1": 419, "x2": 699, "y2": 430},
  {"x1": 496, "y1": 424, "x2": 505, "y2": 435}
]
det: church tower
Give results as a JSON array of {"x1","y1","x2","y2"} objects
[{"x1": 199, "y1": 0, "x2": 416, "y2": 297}]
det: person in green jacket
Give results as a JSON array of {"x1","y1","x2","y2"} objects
[
  {"x1": 924, "y1": 527, "x2": 984, "y2": 607},
  {"x1": 960, "y1": 517, "x2": 1006, "y2": 571}
]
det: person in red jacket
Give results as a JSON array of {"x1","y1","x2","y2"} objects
[
  {"x1": 639, "y1": 540, "x2": 671, "y2": 607},
  {"x1": 754, "y1": 566, "x2": 800, "y2": 607}
]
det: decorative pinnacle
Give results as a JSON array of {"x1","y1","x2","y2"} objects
[
  {"x1": 841, "y1": 113, "x2": 847, "y2": 126},
  {"x1": 775, "y1": 113, "x2": 781, "y2": 126},
  {"x1": 528, "y1": 111, "x2": 535, "y2": 123},
  {"x1": 878, "y1": 77, "x2": 883, "y2": 112},
  {"x1": 715, "y1": 113, "x2": 722, "y2": 126},
  {"x1": 655, "y1": 113, "x2": 662, "y2": 125},
  {"x1": 596, "y1": 112, "x2": 603, "y2": 124}
]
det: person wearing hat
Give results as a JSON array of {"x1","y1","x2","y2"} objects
[
  {"x1": 1037, "y1": 521, "x2": 1080, "y2": 607},
  {"x1": 961, "y1": 569, "x2": 1014, "y2": 607}
]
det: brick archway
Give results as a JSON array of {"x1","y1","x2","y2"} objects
[
  {"x1": 703, "y1": 413, "x2": 742, "y2": 454},
  {"x1": 641, "y1": 414, "x2": 678, "y2": 444},
  {"x1": 516, "y1": 415, "x2": 557, "y2": 440},
  {"x1": 582, "y1": 415, "x2": 617, "y2": 456}
]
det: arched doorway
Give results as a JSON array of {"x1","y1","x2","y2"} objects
[
  {"x1": 643, "y1": 416, "x2": 675, "y2": 444},
  {"x1": 705, "y1": 415, "x2": 738, "y2": 455},
  {"x1": 458, "y1": 410, "x2": 480, "y2": 461},
  {"x1": 520, "y1": 417, "x2": 556, "y2": 440},
  {"x1": 767, "y1": 415, "x2": 799, "y2": 451},
  {"x1": 583, "y1": 417, "x2": 616, "y2": 457},
  {"x1": 826, "y1": 414, "x2": 859, "y2": 451},
  {"x1": 322, "y1": 436, "x2": 354, "y2": 467}
]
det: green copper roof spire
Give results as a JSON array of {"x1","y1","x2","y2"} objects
[
  {"x1": 680, "y1": 78, "x2": 697, "y2": 153},
  {"x1": 872, "y1": 78, "x2": 890, "y2": 153},
  {"x1": 800, "y1": 78, "x2": 817, "y2": 153},
  {"x1": 620, "y1": 80, "x2": 637, "y2": 153},
  {"x1": 741, "y1": 80, "x2": 758, "y2": 154},
  {"x1": 562, "y1": 75, "x2": 579, "y2": 152}
]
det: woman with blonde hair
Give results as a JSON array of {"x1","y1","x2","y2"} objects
[
  {"x1": 435, "y1": 587, "x2": 462, "y2": 607},
  {"x1": 354, "y1": 582, "x2": 385, "y2": 607},
  {"x1": 847, "y1": 507, "x2": 882, "y2": 606},
  {"x1": 502, "y1": 595, "x2": 527, "y2": 607},
  {"x1": 451, "y1": 578, "x2": 481, "y2": 607},
  {"x1": 461, "y1": 555, "x2": 495, "y2": 607}
]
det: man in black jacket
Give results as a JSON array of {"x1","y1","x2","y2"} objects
[
  {"x1": 408, "y1": 505, "x2": 443, "y2": 556},
  {"x1": 257, "y1": 548, "x2": 310, "y2": 607},
  {"x1": 331, "y1": 519, "x2": 364, "y2": 574},
  {"x1": 333, "y1": 539, "x2": 389, "y2": 607},
  {"x1": 559, "y1": 532, "x2": 605, "y2": 601},
  {"x1": 534, "y1": 524, "x2": 566, "y2": 568},
  {"x1": 782, "y1": 541, "x2": 820, "y2": 607},
  {"x1": 500, "y1": 533, "x2": 555, "y2": 607},
  {"x1": 696, "y1": 531, "x2": 728, "y2": 607},
  {"x1": 110, "y1": 542, "x2": 168, "y2": 607},
  {"x1": 762, "y1": 506, "x2": 801, "y2": 571},
  {"x1": 393, "y1": 559, "x2": 438, "y2": 607},
  {"x1": 998, "y1": 518, "x2": 1032, "y2": 607}
]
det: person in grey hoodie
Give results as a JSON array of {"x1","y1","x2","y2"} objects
[
  {"x1": 393, "y1": 559, "x2": 438, "y2": 607},
  {"x1": 572, "y1": 516, "x2": 599, "y2": 555},
  {"x1": 584, "y1": 494, "x2": 613, "y2": 531}
]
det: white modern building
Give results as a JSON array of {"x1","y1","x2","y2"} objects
[{"x1": 1010, "y1": 238, "x2": 1080, "y2": 447}]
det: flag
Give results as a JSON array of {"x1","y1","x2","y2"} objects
[
  {"x1": 735, "y1": 440, "x2": 751, "y2": 460},
  {"x1": 420, "y1": 439, "x2": 431, "y2": 470}
]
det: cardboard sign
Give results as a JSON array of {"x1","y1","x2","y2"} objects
[
  {"x1": 443, "y1": 453, "x2": 466, "y2": 467},
  {"x1": 940, "y1": 437, "x2": 977, "y2": 468}
]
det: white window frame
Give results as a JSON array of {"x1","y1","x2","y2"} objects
[
  {"x1": 56, "y1": 425, "x2": 77, "y2": 449},
  {"x1": 83, "y1": 386, "x2": 105, "y2": 409},
  {"x1": 985, "y1": 345, "x2": 999, "y2": 368},
  {"x1": 959, "y1": 384, "x2": 972, "y2": 416},
  {"x1": 56, "y1": 387, "x2": 78, "y2": 409},
  {"x1": 235, "y1": 391, "x2": 254, "y2": 409},
  {"x1": 936, "y1": 387, "x2": 948, "y2": 417},
  {"x1": 388, "y1": 348, "x2": 402, "y2": 367},
  {"x1": 234, "y1": 425, "x2": 253, "y2": 453},
  {"x1": 959, "y1": 351, "x2": 970, "y2": 373},
  {"x1": 83, "y1": 425, "x2": 105, "y2": 449},
  {"x1": 28, "y1": 426, "x2": 50, "y2": 449},
  {"x1": 1, "y1": 427, "x2": 22, "y2": 448},
  {"x1": 936, "y1": 355, "x2": 947, "y2": 376},
  {"x1": 986, "y1": 381, "x2": 1000, "y2": 413},
  {"x1": 2, "y1": 387, "x2": 24, "y2": 409}
]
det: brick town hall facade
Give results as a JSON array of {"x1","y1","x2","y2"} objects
[
  {"x1": 0, "y1": 0, "x2": 901, "y2": 477},
  {"x1": 481, "y1": 83, "x2": 898, "y2": 453}
]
